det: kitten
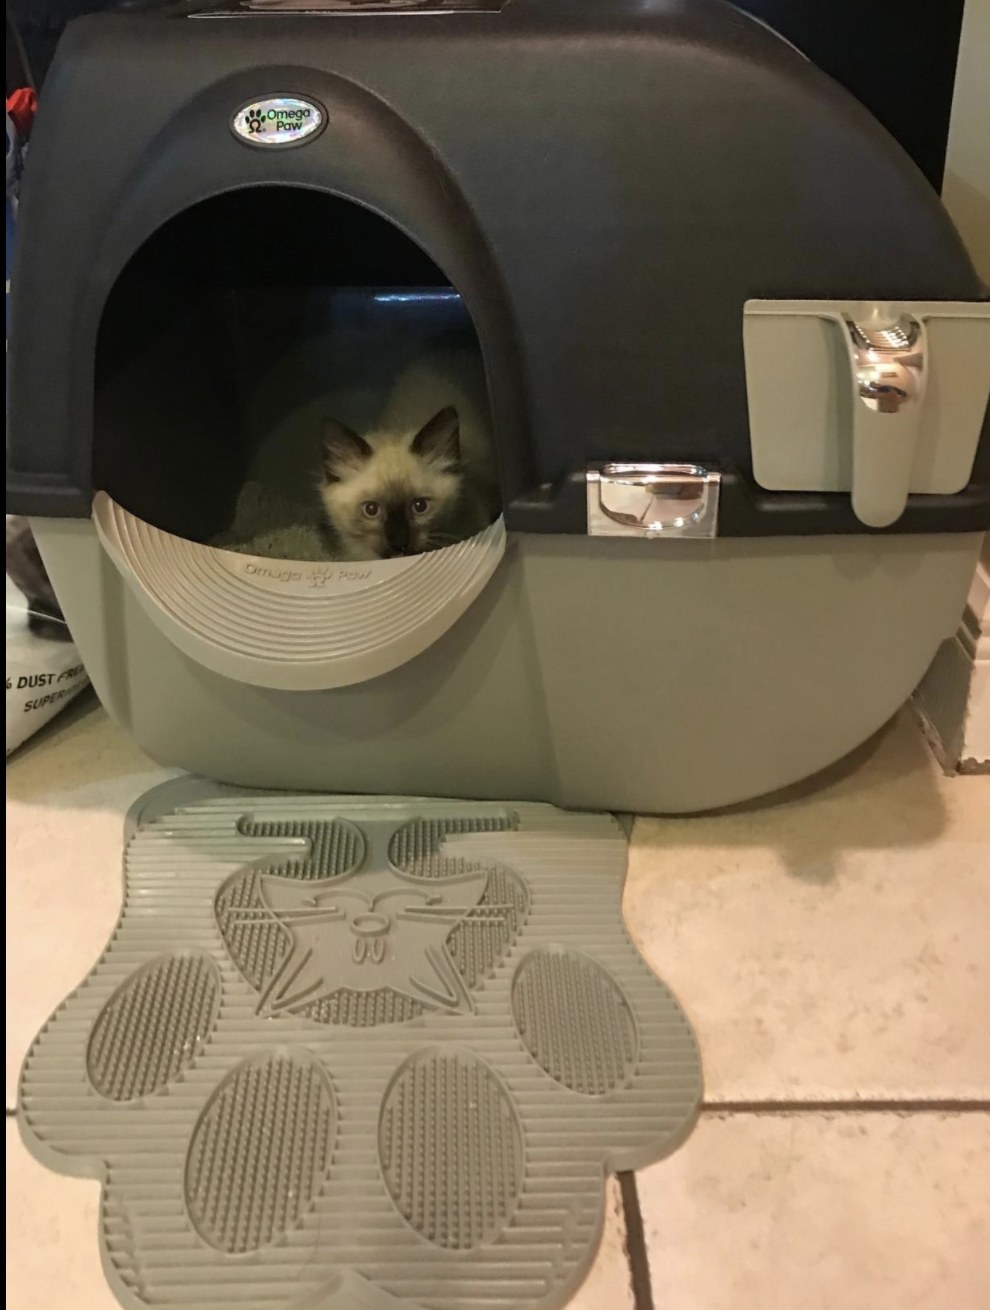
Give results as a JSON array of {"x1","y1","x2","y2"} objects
[{"x1": 318, "y1": 354, "x2": 498, "y2": 561}]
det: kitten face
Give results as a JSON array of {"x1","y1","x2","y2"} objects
[{"x1": 319, "y1": 408, "x2": 463, "y2": 561}]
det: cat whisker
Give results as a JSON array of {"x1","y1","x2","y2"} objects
[
  {"x1": 227, "y1": 908, "x2": 345, "y2": 925},
  {"x1": 397, "y1": 905, "x2": 476, "y2": 923},
  {"x1": 228, "y1": 905, "x2": 343, "y2": 916}
]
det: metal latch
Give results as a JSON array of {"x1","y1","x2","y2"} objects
[
  {"x1": 841, "y1": 311, "x2": 928, "y2": 528},
  {"x1": 587, "y1": 463, "x2": 721, "y2": 539}
]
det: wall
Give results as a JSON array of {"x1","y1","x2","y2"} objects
[
  {"x1": 915, "y1": 0, "x2": 990, "y2": 767},
  {"x1": 942, "y1": 0, "x2": 990, "y2": 282}
]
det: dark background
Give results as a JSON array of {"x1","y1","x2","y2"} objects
[{"x1": 6, "y1": 0, "x2": 968, "y2": 192}]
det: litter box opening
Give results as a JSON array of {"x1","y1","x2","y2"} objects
[
  {"x1": 92, "y1": 187, "x2": 504, "y2": 559},
  {"x1": 90, "y1": 188, "x2": 507, "y2": 690}
]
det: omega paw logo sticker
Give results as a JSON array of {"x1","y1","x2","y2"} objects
[
  {"x1": 231, "y1": 96, "x2": 325, "y2": 147},
  {"x1": 18, "y1": 801, "x2": 702, "y2": 1310}
]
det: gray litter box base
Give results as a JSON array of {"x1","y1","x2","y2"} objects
[
  {"x1": 33, "y1": 517, "x2": 983, "y2": 812},
  {"x1": 19, "y1": 780, "x2": 702, "y2": 1310}
]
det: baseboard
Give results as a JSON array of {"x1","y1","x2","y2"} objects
[{"x1": 912, "y1": 549, "x2": 990, "y2": 773}]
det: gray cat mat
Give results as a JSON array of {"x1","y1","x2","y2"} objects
[{"x1": 18, "y1": 783, "x2": 702, "y2": 1310}]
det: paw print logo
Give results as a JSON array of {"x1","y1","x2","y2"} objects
[
  {"x1": 245, "y1": 106, "x2": 265, "y2": 134},
  {"x1": 308, "y1": 566, "x2": 333, "y2": 589},
  {"x1": 18, "y1": 789, "x2": 701, "y2": 1309}
]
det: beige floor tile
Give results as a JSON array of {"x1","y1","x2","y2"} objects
[
  {"x1": 6, "y1": 1118, "x2": 110, "y2": 1310},
  {"x1": 6, "y1": 698, "x2": 172, "y2": 1107},
  {"x1": 636, "y1": 1110, "x2": 990, "y2": 1310},
  {"x1": 567, "y1": 1176, "x2": 636, "y2": 1310},
  {"x1": 624, "y1": 711, "x2": 990, "y2": 1100},
  {"x1": 5, "y1": 1119, "x2": 633, "y2": 1310}
]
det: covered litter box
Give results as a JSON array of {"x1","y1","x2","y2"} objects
[{"x1": 7, "y1": 0, "x2": 990, "y2": 812}]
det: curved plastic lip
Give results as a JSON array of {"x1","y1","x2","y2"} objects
[{"x1": 92, "y1": 492, "x2": 507, "y2": 691}]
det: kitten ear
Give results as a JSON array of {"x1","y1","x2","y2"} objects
[
  {"x1": 321, "y1": 419, "x2": 373, "y2": 482},
  {"x1": 411, "y1": 407, "x2": 461, "y2": 470}
]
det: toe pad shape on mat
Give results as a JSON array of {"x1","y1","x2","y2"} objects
[{"x1": 18, "y1": 788, "x2": 702, "y2": 1310}]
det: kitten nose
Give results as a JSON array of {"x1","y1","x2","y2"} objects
[{"x1": 384, "y1": 513, "x2": 411, "y2": 557}]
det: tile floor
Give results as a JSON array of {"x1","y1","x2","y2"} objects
[{"x1": 6, "y1": 695, "x2": 989, "y2": 1309}]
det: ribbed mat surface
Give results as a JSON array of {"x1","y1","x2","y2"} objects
[{"x1": 19, "y1": 784, "x2": 702, "y2": 1310}]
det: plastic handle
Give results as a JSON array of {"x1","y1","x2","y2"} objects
[{"x1": 842, "y1": 313, "x2": 927, "y2": 529}]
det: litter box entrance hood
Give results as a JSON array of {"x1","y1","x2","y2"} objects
[
  {"x1": 9, "y1": 65, "x2": 531, "y2": 523},
  {"x1": 85, "y1": 174, "x2": 512, "y2": 690}
]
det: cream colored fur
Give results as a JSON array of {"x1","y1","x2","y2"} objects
[{"x1": 319, "y1": 350, "x2": 498, "y2": 561}]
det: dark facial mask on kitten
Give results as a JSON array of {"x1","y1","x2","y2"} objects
[{"x1": 319, "y1": 408, "x2": 464, "y2": 562}]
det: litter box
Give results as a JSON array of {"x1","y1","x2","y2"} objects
[{"x1": 7, "y1": 0, "x2": 990, "y2": 813}]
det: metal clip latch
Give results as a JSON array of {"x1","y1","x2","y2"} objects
[
  {"x1": 841, "y1": 311, "x2": 928, "y2": 528},
  {"x1": 587, "y1": 463, "x2": 721, "y2": 539}
]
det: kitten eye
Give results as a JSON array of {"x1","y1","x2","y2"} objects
[
  {"x1": 410, "y1": 498, "x2": 430, "y2": 516},
  {"x1": 361, "y1": 501, "x2": 381, "y2": 519}
]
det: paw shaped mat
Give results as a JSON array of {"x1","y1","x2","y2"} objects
[{"x1": 18, "y1": 783, "x2": 702, "y2": 1310}]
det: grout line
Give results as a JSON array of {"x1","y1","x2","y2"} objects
[
  {"x1": 618, "y1": 1171, "x2": 655, "y2": 1310},
  {"x1": 703, "y1": 1097, "x2": 990, "y2": 1114}
]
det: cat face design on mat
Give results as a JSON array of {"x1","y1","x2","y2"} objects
[
  {"x1": 256, "y1": 866, "x2": 490, "y2": 1016},
  {"x1": 319, "y1": 408, "x2": 463, "y2": 561}
]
